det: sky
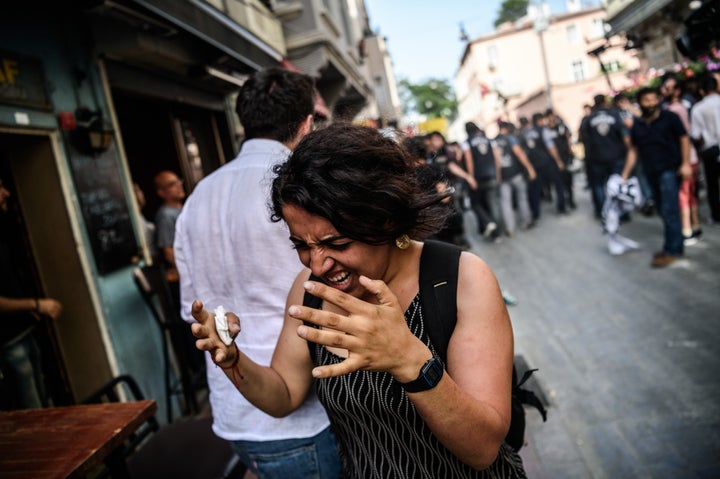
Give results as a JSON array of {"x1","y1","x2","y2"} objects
[{"x1": 364, "y1": 0, "x2": 593, "y2": 84}]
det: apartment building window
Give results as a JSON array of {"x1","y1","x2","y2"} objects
[
  {"x1": 591, "y1": 18, "x2": 605, "y2": 39},
  {"x1": 566, "y1": 24, "x2": 580, "y2": 45},
  {"x1": 571, "y1": 59, "x2": 586, "y2": 82},
  {"x1": 602, "y1": 60, "x2": 622, "y2": 72},
  {"x1": 487, "y1": 44, "x2": 499, "y2": 69}
]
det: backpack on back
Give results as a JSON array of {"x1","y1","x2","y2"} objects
[
  {"x1": 302, "y1": 240, "x2": 547, "y2": 451},
  {"x1": 418, "y1": 240, "x2": 547, "y2": 452}
]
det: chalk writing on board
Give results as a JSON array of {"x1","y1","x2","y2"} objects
[{"x1": 66, "y1": 139, "x2": 137, "y2": 274}]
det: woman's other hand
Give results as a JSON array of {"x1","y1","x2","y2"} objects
[
  {"x1": 190, "y1": 300, "x2": 241, "y2": 367},
  {"x1": 289, "y1": 276, "x2": 429, "y2": 381}
]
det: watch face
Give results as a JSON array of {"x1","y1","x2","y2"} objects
[{"x1": 423, "y1": 358, "x2": 444, "y2": 385}]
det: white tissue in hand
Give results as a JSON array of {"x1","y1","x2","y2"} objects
[{"x1": 214, "y1": 306, "x2": 233, "y2": 346}]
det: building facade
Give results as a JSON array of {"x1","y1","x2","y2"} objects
[
  {"x1": 604, "y1": 0, "x2": 717, "y2": 70},
  {"x1": 453, "y1": 6, "x2": 640, "y2": 140}
]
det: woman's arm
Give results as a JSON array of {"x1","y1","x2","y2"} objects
[
  {"x1": 191, "y1": 270, "x2": 315, "y2": 417},
  {"x1": 409, "y1": 252, "x2": 513, "y2": 469}
]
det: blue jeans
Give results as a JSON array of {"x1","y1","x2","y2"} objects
[
  {"x1": 649, "y1": 169, "x2": 683, "y2": 256},
  {"x1": 0, "y1": 334, "x2": 45, "y2": 409},
  {"x1": 230, "y1": 426, "x2": 340, "y2": 479}
]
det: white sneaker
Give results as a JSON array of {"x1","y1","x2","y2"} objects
[{"x1": 483, "y1": 222, "x2": 497, "y2": 237}]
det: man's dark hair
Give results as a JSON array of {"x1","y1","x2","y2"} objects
[
  {"x1": 271, "y1": 123, "x2": 450, "y2": 243},
  {"x1": 498, "y1": 121, "x2": 514, "y2": 132},
  {"x1": 465, "y1": 122, "x2": 481, "y2": 137},
  {"x1": 429, "y1": 131, "x2": 447, "y2": 143},
  {"x1": 235, "y1": 67, "x2": 315, "y2": 143},
  {"x1": 545, "y1": 108, "x2": 555, "y2": 116},
  {"x1": 636, "y1": 87, "x2": 659, "y2": 103},
  {"x1": 518, "y1": 116, "x2": 529, "y2": 126},
  {"x1": 593, "y1": 94, "x2": 607, "y2": 108},
  {"x1": 699, "y1": 74, "x2": 718, "y2": 96},
  {"x1": 613, "y1": 92, "x2": 628, "y2": 105},
  {"x1": 402, "y1": 136, "x2": 427, "y2": 160},
  {"x1": 531, "y1": 112, "x2": 544, "y2": 125}
]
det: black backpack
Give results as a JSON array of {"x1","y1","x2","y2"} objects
[
  {"x1": 302, "y1": 240, "x2": 547, "y2": 451},
  {"x1": 419, "y1": 239, "x2": 547, "y2": 451}
]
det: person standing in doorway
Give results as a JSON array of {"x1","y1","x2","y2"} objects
[
  {"x1": 174, "y1": 68, "x2": 340, "y2": 478},
  {"x1": 0, "y1": 177, "x2": 63, "y2": 410},
  {"x1": 153, "y1": 170, "x2": 185, "y2": 281}
]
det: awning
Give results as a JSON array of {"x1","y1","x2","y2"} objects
[
  {"x1": 605, "y1": 0, "x2": 675, "y2": 36},
  {"x1": 131, "y1": 0, "x2": 283, "y2": 71}
]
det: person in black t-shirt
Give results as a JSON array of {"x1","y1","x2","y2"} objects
[
  {"x1": 581, "y1": 94, "x2": 634, "y2": 218},
  {"x1": 546, "y1": 109, "x2": 576, "y2": 209},
  {"x1": 625, "y1": 87, "x2": 692, "y2": 268},
  {"x1": 461, "y1": 122, "x2": 501, "y2": 238},
  {"x1": 519, "y1": 113, "x2": 566, "y2": 220},
  {"x1": 495, "y1": 122, "x2": 536, "y2": 235},
  {"x1": 0, "y1": 177, "x2": 62, "y2": 410}
]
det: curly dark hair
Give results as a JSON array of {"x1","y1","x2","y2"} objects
[{"x1": 270, "y1": 123, "x2": 450, "y2": 244}]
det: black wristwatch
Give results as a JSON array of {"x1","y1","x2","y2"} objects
[{"x1": 400, "y1": 356, "x2": 444, "y2": 393}]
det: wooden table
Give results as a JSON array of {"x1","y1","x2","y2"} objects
[{"x1": 0, "y1": 399, "x2": 157, "y2": 479}]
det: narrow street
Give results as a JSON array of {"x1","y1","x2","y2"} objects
[{"x1": 463, "y1": 183, "x2": 720, "y2": 478}]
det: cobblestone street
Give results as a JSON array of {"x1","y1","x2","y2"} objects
[{"x1": 463, "y1": 184, "x2": 720, "y2": 479}]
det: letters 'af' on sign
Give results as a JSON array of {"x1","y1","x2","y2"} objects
[{"x1": 0, "y1": 50, "x2": 52, "y2": 111}]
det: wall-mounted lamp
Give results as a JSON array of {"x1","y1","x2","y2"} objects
[{"x1": 72, "y1": 107, "x2": 114, "y2": 155}]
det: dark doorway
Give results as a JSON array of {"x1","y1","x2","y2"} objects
[{"x1": 112, "y1": 90, "x2": 230, "y2": 223}]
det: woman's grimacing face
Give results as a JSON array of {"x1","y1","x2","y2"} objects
[{"x1": 282, "y1": 204, "x2": 392, "y2": 300}]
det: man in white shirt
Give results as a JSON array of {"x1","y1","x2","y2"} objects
[
  {"x1": 174, "y1": 68, "x2": 339, "y2": 478},
  {"x1": 690, "y1": 75, "x2": 720, "y2": 223}
]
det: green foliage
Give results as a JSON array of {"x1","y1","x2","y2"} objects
[
  {"x1": 494, "y1": 0, "x2": 529, "y2": 28},
  {"x1": 398, "y1": 78, "x2": 458, "y2": 119}
]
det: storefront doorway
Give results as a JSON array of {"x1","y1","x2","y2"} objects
[{"x1": 0, "y1": 129, "x2": 110, "y2": 406}]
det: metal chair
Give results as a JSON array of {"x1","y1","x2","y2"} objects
[{"x1": 132, "y1": 264, "x2": 205, "y2": 422}]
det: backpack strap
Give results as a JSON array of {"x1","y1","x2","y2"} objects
[{"x1": 418, "y1": 240, "x2": 462, "y2": 361}]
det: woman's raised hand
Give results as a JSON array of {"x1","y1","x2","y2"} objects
[
  {"x1": 190, "y1": 300, "x2": 241, "y2": 366},
  {"x1": 289, "y1": 276, "x2": 429, "y2": 382}
]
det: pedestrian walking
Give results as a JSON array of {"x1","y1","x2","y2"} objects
[
  {"x1": 581, "y1": 94, "x2": 634, "y2": 218},
  {"x1": 625, "y1": 87, "x2": 692, "y2": 267},
  {"x1": 690, "y1": 74, "x2": 720, "y2": 224},
  {"x1": 519, "y1": 112, "x2": 566, "y2": 220},
  {"x1": 174, "y1": 67, "x2": 341, "y2": 478},
  {"x1": 495, "y1": 121, "x2": 536, "y2": 235},
  {"x1": 462, "y1": 122, "x2": 502, "y2": 238}
]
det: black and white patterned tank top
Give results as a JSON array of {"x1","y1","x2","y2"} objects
[{"x1": 309, "y1": 294, "x2": 527, "y2": 479}]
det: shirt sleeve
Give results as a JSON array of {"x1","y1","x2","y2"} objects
[
  {"x1": 173, "y1": 210, "x2": 194, "y2": 322},
  {"x1": 542, "y1": 128, "x2": 555, "y2": 149},
  {"x1": 690, "y1": 107, "x2": 704, "y2": 141},
  {"x1": 155, "y1": 209, "x2": 176, "y2": 248},
  {"x1": 667, "y1": 111, "x2": 687, "y2": 137},
  {"x1": 460, "y1": 140, "x2": 470, "y2": 152}
]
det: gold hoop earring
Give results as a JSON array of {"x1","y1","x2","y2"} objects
[{"x1": 395, "y1": 234, "x2": 411, "y2": 250}]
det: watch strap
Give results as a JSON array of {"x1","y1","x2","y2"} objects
[{"x1": 400, "y1": 356, "x2": 444, "y2": 393}]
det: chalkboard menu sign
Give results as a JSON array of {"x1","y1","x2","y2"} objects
[{"x1": 66, "y1": 139, "x2": 138, "y2": 275}]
